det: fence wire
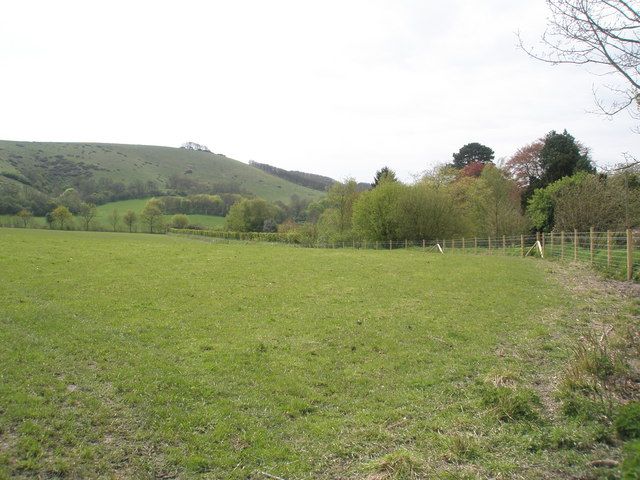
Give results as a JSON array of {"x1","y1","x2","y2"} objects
[{"x1": 169, "y1": 228, "x2": 639, "y2": 282}]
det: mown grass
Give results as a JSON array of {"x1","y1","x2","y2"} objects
[{"x1": 0, "y1": 229, "x2": 634, "y2": 479}]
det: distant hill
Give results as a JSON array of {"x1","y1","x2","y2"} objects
[{"x1": 0, "y1": 141, "x2": 324, "y2": 207}]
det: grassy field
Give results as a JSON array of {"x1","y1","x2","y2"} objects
[
  {"x1": 0, "y1": 140, "x2": 324, "y2": 203},
  {"x1": 0, "y1": 200, "x2": 226, "y2": 230},
  {"x1": 0, "y1": 229, "x2": 637, "y2": 479},
  {"x1": 95, "y1": 199, "x2": 226, "y2": 230}
]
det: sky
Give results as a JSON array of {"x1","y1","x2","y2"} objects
[{"x1": 1, "y1": 0, "x2": 638, "y2": 183}]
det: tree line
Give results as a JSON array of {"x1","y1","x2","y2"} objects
[{"x1": 218, "y1": 130, "x2": 639, "y2": 242}]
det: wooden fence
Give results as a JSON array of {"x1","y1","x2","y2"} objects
[{"x1": 170, "y1": 228, "x2": 639, "y2": 282}]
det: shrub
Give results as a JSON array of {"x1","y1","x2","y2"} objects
[
  {"x1": 170, "y1": 214, "x2": 189, "y2": 229},
  {"x1": 622, "y1": 440, "x2": 640, "y2": 479},
  {"x1": 616, "y1": 402, "x2": 640, "y2": 440}
]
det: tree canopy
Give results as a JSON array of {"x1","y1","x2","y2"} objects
[
  {"x1": 452, "y1": 143, "x2": 495, "y2": 168},
  {"x1": 372, "y1": 167, "x2": 398, "y2": 187},
  {"x1": 540, "y1": 130, "x2": 595, "y2": 185}
]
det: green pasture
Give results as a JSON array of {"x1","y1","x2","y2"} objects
[
  {"x1": 0, "y1": 229, "x2": 635, "y2": 479},
  {"x1": 0, "y1": 200, "x2": 226, "y2": 231},
  {"x1": 95, "y1": 199, "x2": 226, "y2": 230}
]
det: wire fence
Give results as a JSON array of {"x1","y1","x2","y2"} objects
[{"x1": 169, "y1": 228, "x2": 640, "y2": 282}]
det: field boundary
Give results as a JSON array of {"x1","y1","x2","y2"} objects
[{"x1": 169, "y1": 227, "x2": 640, "y2": 282}]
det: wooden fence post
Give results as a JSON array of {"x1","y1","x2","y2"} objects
[
  {"x1": 451, "y1": 239, "x2": 455, "y2": 252},
  {"x1": 375, "y1": 241, "x2": 379, "y2": 250},
  {"x1": 550, "y1": 232, "x2": 554, "y2": 257},
  {"x1": 422, "y1": 239, "x2": 425, "y2": 250},
  {"x1": 502, "y1": 235, "x2": 506, "y2": 254},
  {"x1": 628, "y1": 229, "x2": 634, "y2": 282},
  {"x1": 521, "y1": 234, "x2": 524, "y2": 257},
  {"x1": 405, "y1": 239, "x2": 408, "y2": 249},
  {"x1": 389, "y1": 240, "x2": 392, "y2": 251},
  {"x1": 541, "y1": 233, "x2": 545, "y2": 257},
  {"x1": 574, "y1": 229, "x2": 578, "y2": 261},
  {"x1": 474, "y1": 237, "x2": 477, "y2": 254},
  {"x1": 590, "y1": 227, "x2": 595, "y2": 264},
  {"x1": 561, "y1": 231, "x2": 565, "y2": 259},
  {"x1": 462, "y1": 237, "x2": 465, "y2": 251},
  {"x1": 443, "y1": 239, "x2": 446, "y2": 250},
  {"x1": 488, "y1": 236, "x2": 492, "y2": 254},
  {"x1": 607, "y1": 231, "x2": 612, "y2": 268}
]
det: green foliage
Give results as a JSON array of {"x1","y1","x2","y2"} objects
[
  {"x1": 447, "y1": 166, "x2": 528, "y2": 236},
  {"x1": 0, "y1": 140, "x2": 324, "y2": 206},
  {"x1": 122, "y1": 209, "x2": 137, "y2": 232},
  {"x1": 526, "y1": 187, "x2": 555, "y2": 232},
  {"x1": 224, "y1": 198, "x2": 281, "y2": 232},
  {"x1": 15, "y1": 208, "x2": 33, "y2": 227},
  {"x1": 372, "y1": 166, "x2": 398, "y2": 187},
  {"x1": 107, "y1": 209, "x2": 120, "y2": 231},
  {"x1": 352, "y1": 181, "x2": 464, "y2": 241},
  {"x1": 622, "y1": 440, "x2": 640, "y2": 479},
  {"x1": 50, "y1": 205, "x2": 73, "y2": 229},
  {"x1": 326, "y1": 179, "x2": 359, "y2": 233},
  {"x1": 57, "y1": 188, "x2": 83, "y2": 214},
  {"x1": 352, "y1": 181, "x2": 404, "y2": 241},
  {"x1": 526, "y1": 171, "x2": 636, "y2": 231},
  {"x1": 170, "y1": 214, "x2": 190, "y2": 229},
  {"x1": 78, "y1": 202, "x2": 97, "y2": 231},
  {"x1": 616, "y1": 403, "x2": 640, "y2": 441},
  {"x1": 452, "y1": 142, "x2": 495, "y2": 168},
  {"x1": 539, "y1": 130, "x2": 594, "y2": 186},
  {"x1": 140, "y1": 198, "x2": 164, "y2": 233}
]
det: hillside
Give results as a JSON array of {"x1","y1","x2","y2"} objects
[
  {"x1": 0, "y1": 140, "x2": 324, "y2": 204},
  {"x1": 249, "y1": 160, "x2": 337, "y2": 191}
]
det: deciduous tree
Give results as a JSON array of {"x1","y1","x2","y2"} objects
[
  {"x1": 51, "y1": 205, "x2": 72, "y2": 229},
  {"x1": 123, "y1": 210, "x2": 137, "y2": 232},
  {"x1": 519, "y1": 0, "x2": 639, "y2": 121},
  {"x1": 107, "y1": 209, "x2": 120, "y2": 232},
  {"x1": 78, "y1": 203, "x2": 97, "y2": 231},
  {"x1": 16, "y1": 209, "x2": 32, "y2": 228},
  {"x1": 141, "y1": 199, "x2": 164, "y2": 233}
]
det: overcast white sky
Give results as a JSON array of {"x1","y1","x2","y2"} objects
[{"x1": 1, "y1": 0, "x2": 638, "y2": 182}]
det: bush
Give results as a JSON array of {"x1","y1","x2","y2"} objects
[
  {"x1": 616, "y1": 402, "x2": 640, "y2": 440},
  {"x1": 170, "y1": 214, "x2": 189, "y2": 229},
  {"x1": 622, "y1": 440, "x2": 640, "y2": 479}
]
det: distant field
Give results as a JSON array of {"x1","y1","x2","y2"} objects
[
  {"x1": 95, "y1": 198, "x2": 225, "y2": 230},
  {"x1": 0, "y1": 229, "x2": 634, "y2": 478},
  {"x1": 0, "y1": 200, "x2": 226, "y2": 230}
]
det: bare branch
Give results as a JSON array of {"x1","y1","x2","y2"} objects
[{"x1": 520, "y1": 0, "x2": 639, "y2": 122}]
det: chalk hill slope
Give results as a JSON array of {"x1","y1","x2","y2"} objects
[{"x1": 0, "y1": 140, "x2": 324, "y2": 203}]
